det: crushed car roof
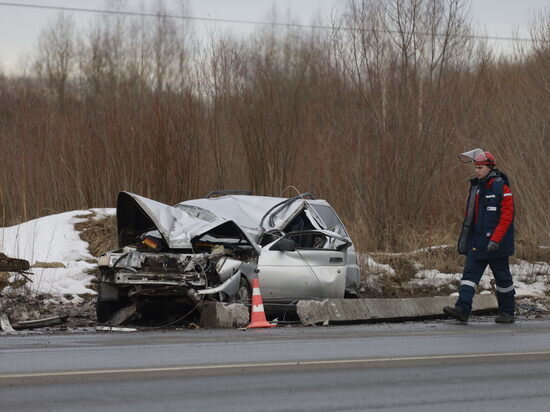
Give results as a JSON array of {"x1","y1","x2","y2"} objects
[
  {"x1": 117, "y1": 192, "x2": 332, "y2": 250},
  {"x1": 180, "y1": 195, "x2": 331, "y2": 235}
]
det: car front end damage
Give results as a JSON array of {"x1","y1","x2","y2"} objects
[{"x1": 96, "y1": 246, "x2": 256, "y2": 323}]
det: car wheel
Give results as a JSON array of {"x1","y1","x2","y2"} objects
[{"x1": 235, "y1": 277, "x2": 251, "y2": 304}]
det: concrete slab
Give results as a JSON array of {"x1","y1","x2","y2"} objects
[
  {"x1": 199, "y1": 302, "x2": 249, "y2": 328},
  {"x1": 109, "y1": 305, "x2": 137, "y2": 326},
  {"x1": 297, "y1": 295, "x2": 498, "y2": 326}
]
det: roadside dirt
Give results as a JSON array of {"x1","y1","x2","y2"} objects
[{"x1": 0, "y1": 290, "x2": 97, "y2": 330}]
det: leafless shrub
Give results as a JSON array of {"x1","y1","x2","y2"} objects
[{"x1": 0, "y1": 0, "x2": 548, "y2": 263}]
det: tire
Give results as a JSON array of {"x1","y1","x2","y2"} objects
[{"x1": 234, "y1": 277, "x2": 251, "y2": 305}]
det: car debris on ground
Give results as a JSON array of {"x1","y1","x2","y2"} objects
[
  {"x1": 0, "y1": 253, "x2": 31, "y2": 273},
  {"x1": 0, "y1": 254, "x2": 73, "y2": 333},
  {"x1": 0, "y1": 314, "x2": 69, "y2": 332}
]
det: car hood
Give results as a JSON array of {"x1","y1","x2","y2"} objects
[{"x1": 116, "y1": 192, "x2": 260, "y2": 253}]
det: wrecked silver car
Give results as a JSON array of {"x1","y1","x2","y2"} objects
[{"x1": 96, "y1": 191, "x2": 360, "y2": 323}]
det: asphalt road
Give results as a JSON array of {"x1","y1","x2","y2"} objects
[{"x1": 2, "y1": 319, "x2": 550, "y2": 411}]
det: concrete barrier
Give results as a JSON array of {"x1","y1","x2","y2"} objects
[
  {"x1": 297, "y1": 295, "x2": 498, "y2": 326},
  {"x1": 199, "y1": 302, "x2": 249, "y2": 328}
]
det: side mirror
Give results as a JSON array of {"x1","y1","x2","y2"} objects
[
  {"x1": 336, "y1": 241, "x2": 351, "y2": 251},
  {"x1": 270, "y1": 238, "x2": 297, "y2": 252}
]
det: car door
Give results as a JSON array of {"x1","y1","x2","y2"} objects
[
  {"x1": 257, "y1": 238, "x2": 323, "y2": 301},
  {"x1": 257, "y1": 231, "x2": 349, "y2": 301},
  {"x1": 305, "y1": 203, "x2": 360, "y2": 295}
]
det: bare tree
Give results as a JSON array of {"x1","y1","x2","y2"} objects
[{"x1": 35, "y1": 13, "x2": 75, "y2": 111}]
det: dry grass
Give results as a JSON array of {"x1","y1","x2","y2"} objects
[
  {"x1": 413, "y1": 248, "x2": 465, "y2": 274},
  {"x1": 515, "y1": 241, "x2": 550, "y2": 263},
  {"x1": 362, "y1": 273, "x2": 459, "y2": 298},
  {"x1": 371, "y1": 256, "x2": 418, "y2": 284},
  {"x1": 32, "y1": 262, "x2": 66, "y2": 269},
  {"x1": 74, "y1": 214, "x2": 118, "y2": 257},
  {"x1": 0, "y1": 0, "x2": 548, "y2": 261},
  {"x1": 8, "y1": 275, "x2": 28, "y2": 290}
]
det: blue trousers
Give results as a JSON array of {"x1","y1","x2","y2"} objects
[{"x1": 456, "y1": 252, "x2": 515, "y2": 315}]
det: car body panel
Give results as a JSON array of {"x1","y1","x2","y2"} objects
[{"x1": 257, "y1": 248, "x2": 324, "y2": 299}]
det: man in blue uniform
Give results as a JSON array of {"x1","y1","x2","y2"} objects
[{"x1": 444, "y1": 149, "x2": 515, "y2": 324}]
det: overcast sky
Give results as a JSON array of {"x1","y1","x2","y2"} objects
[{"x1": 1, "y1": 0, "x2": 549, "y2": 74}]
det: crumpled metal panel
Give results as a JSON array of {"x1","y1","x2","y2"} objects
[
  {"x1": 117, "y1": 192, "x2": 260, "y2": 252},
  {"x1": 179, "y1": 195, "x2": 334, "y2": 240}
]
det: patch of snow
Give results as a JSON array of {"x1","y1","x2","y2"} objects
[
  {"x1": 409, "y1": 269, "x2": 461, "y2": 288},
  {"x1": 90, "y1": 208, "x2": 116, "y2": 220},
  {"x1": 0, "y1": 210, "x2": 94, "y2": 263},
  {"x1": 483, "y1": 260, "x2": 550, "y2": 297},
  {"x1": 29, "y1": 261, "x2": 97, "y2": 297},
  {"x1": 0, "y1": 210, "x2": 106, "y2": 298},
  {"x1": 410, "y1": 261, "x2": 550, "y2": 298},
  {"x1": 514, "y1": 281, "x2": 548, "y2": 297},
  {"x1": 510, "y1": 260, "x2": 550, "y2": 277},
  {"x1": 359, "y1": 254, "x2": 395, "y2": 275}
]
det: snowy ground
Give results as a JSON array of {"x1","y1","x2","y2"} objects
[
  {"x1": 411, "y1": 261, "x2": 550, "y2": 297},
  {"x1": 0, "y1": 209, "x2": 115, "y2": 302},
  {"x1": 361, "y1": 250, "x2": 550, "y2": 298}
]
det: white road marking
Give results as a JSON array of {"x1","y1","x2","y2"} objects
[{"x1": 2, "y1": 350, "x2": 550, "y2": 379}]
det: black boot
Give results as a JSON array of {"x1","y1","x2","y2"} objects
[
  {"x1": 495, "y1": 313, "x2": 515, "y2": 324},
  {"x1": 443, "y1": 306, "x2": 469, "y2": 322}
]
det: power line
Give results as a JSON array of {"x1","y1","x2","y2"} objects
[
  {"x1": 0, "y1": 1, "x2": 322, "y2": 27},
  {"x1": 0, "y1": 1, "x2": 536, "y2": 43}
]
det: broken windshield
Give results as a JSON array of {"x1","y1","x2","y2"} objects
[{"x1": 308, "y1": 204, "x2": 349, "y2": 237}]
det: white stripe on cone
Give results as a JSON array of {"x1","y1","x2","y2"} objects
[
  {"x1": 252, "y1": 304, "x2": 264, "y2": 312},
  {"x1": 252, "y1": 288, "x2": 261, "y2": 296}
]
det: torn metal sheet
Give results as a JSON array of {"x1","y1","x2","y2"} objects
[
  {"x1": 12, "y1": 315, "x2": 69, "y2": 330},
  {"x1": 96, "y1": 326, "x2": 138, "y2": 332},
  {"x1": 117, "y1": 192, "x2": 260, "y2": 252}
]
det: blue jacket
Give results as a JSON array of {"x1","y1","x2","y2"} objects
[{"x1": 458, "y1": 169, "x2": 515, "y2": 260}]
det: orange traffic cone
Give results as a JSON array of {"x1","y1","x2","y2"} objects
[{"x1": 246, "y1": 277, "x2": 276, "y2": 329}]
